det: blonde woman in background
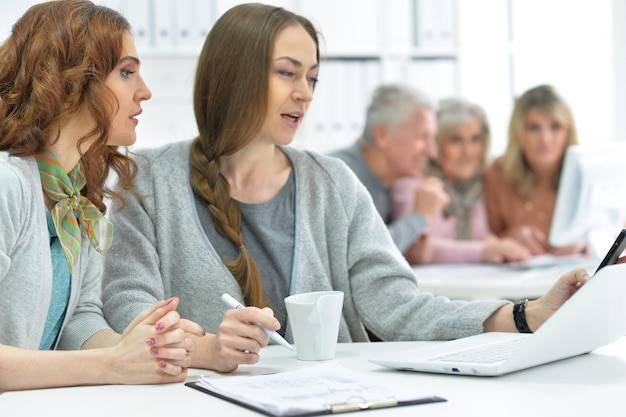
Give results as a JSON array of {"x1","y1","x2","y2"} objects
[
  {"x1": 393, "y1": 98, "x2": 529, "y2": 264},
  {"x1": 483, "y1": 85, "x2": 585, "y2": 256}
]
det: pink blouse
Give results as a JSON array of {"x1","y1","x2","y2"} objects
[{"x1": 392, "y1": 176, "x2": 491, "y2": 263}]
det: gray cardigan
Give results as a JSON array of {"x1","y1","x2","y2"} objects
[
  {"x1": 102, "y1": 141, "x2": 508, "y2": 343},
  {"x1": 0, "y1": 152, "x2": 110, "y2": 350}
]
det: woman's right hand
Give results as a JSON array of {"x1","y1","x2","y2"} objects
[
  {"x1": 203, "y1": 306, "x2": 280, "y2": 373},
  {"x1": 412, "y1": 176, "x2": 450, "y2": 222},
  {"x1": 110, "y1": 297, "x2": 204, "y2": 384}
]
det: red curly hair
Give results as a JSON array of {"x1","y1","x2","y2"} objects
[{"x1": 0, "y1": 0, "x2": 137, "y2": 212}]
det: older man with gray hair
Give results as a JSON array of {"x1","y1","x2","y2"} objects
[{"x1": 331, "y1": 84, "x2": 449, "y2": 255}]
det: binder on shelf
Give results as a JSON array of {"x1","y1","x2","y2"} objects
[
  {"x1": 326, "y1": 61, "x2": 348, "y2": 148},
  {"x1": 437, "y1": 0, "x2": 457, "y2": 50},
  {"x1": 345, "y1": 60, "x2": 366, "y2": 142},
  {"x1": 414, "y1": 0, "x2": 457, "y2": 52},
  {"x1": 384, "y1": 0, "x2": 412, "y2": 53},
  {"x1": 173, "y1": 0, "x2": 195, "y2": 50},
  {"x1": 414, "y1": 0, "x2": 437, "y2": 50},
  {"x1": 193, "y1": 0, "x2": 214, "y2": 48},
  {"x1": 185, "y1": 363, "x2": 445, "y2": 416},
  {"x1": 121, "y1": 0, "x2": 152, "y2": 50},
  {"x1": 153, "y1": 0, "x2": 175, "y2": 50},
  {"x1": 407, "y1": 59, "x2": 457, "y2": 101}
]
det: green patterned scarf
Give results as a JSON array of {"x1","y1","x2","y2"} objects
[{"x1": 36, "y1": 151, "x2": 113, "y2": 272}]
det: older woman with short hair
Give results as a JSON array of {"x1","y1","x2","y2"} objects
[{"x1": 393, "y1": 98, "x2": 529, "y2": 264}]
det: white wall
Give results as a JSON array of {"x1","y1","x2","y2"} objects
[
  {"x1": 510, "y1": 0, "x2": 614, "y2": 149},
  {"x1": 456, "y1": 0, "x2": 615, "y2": 156},
  {"x1": 1, "y1": 0, "x2": 621, "y2": 156},
  {"x1": 614, "y1": 0, "x2": 626, "y2": 141},
  {"x1": 456, "y1": 0, "x2": 512, "y2": 157}
]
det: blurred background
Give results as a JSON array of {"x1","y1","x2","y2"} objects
[{"x1": 2, "y1": 0, "x2": 624, "y2": 156}]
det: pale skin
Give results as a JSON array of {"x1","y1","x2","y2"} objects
[
  {"x1": 507, "y1": 108, "x2": 586, "y2": 256},
  {"x1": 0, "y1": 33, "x2": 204, "y2": 391},
  {"x1": 186, "y1": 23, "x2": 591, "y2": 373},
  {"x1": 362, "y1": 105, "x2": 450, "y2": 222},
  {"x1": 0, "y1": 298, "x2": 199, "y2": 390}
]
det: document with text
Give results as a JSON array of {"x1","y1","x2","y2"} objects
[{"x1": 186, "y1": 362, "x2": 445, "y2": 416}]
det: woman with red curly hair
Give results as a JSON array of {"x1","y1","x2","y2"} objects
[{"x1": 0, "y1": 0, "x2": 202, "y2": 391}]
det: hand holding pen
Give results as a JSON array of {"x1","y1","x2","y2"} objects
[{"x1": 221, "y1": 293, "x2": 294, "y2": 352}]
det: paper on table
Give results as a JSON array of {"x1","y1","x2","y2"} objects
[
  {"x1": 195, "y1": 362, "x2": 439, "y2": 416},
  {"x1": 506, "y1": 253, "x2": 592, "y2": 270}
]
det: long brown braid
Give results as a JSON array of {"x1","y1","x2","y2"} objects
[{"x1": 188, "y1": 3, "x2": 319, "y2": 307}]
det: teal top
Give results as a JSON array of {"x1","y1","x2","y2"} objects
[
  {"x1": 0, "y1": 152, "x2": 110, "y2": 351},
  {"x1": 39, "y1": 209, "x2": 71, "y2": 350}
]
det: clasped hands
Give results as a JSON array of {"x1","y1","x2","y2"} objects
[{"x1": 112, "y1": 296, "x2": 205, "y2": 384}]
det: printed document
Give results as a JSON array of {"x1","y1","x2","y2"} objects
[{"x1": 194, "y1": 362, "x2": 443, "y2": 415}]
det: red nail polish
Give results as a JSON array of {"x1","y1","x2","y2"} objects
[
  {"x1": 155, "y1": 322, "x2": 165, "y2": 331},
  {"x1": 145, "y1": 337, "x2": 156, "y2": 346},
  {"x1": 150, "y1": 346, "x2": 159, "y2": 355},
  {"x1": 158, "y1": 361, "x2": 167, "y2": 369}
]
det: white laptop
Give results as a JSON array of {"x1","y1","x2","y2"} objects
[{"x1": 369, "y1": 262, "x2": 626, "y2": 376}]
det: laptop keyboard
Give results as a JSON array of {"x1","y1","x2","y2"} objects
[{"x1": 429, "y1": 337, "x2": 526, "y2": 364}]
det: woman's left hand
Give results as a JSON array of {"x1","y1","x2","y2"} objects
[{"x1": 525, "y1": 267, "x2": 590, "y2": 331}]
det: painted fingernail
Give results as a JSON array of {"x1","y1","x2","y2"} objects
[
  {"x1": 158, "y1": 361, "x2": 167, "y2": 369},
  {"x1": 145, "y1": 337, "x2": 156, "y2": 346},
  {"x1": 155, "y1": 322, "x2": 165, "y2": 331},
  {"x1": 150, "y1": 346, "x2": 159, "y2": 355}
]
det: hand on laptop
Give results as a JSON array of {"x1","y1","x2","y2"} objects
[
  {"x1": 484, "y1": 267, "x2": 590, "y2": 333},
  {"x1": 525, "y1": 267, "x2": 590, "y2": 332}
]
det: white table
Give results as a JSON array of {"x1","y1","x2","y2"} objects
[
  {"x1": 413, "y1": 255, "x2": 600, "y2": 300},
  {"x1": 2, "y1": 337, "x2": 626, "y2": 417}
]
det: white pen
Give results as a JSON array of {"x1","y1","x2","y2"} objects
[{"x1": 220, "y1": 293, "x2": 295, "y2": 351}]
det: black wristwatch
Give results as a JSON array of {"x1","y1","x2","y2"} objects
[{"x1": 513, "y1": 299, "x2": 533, "y2": 333}]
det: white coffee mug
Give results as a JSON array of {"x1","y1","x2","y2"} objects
[{"x1": 284, "y1": 291, "x2": 344, "y2": 361}]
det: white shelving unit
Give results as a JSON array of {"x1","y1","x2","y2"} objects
[
  {"x1": 2, "y1": 0, "x2": 620, "y2": 155},
  {"x1": 94, "y1": 0, "x2": 461, "y2": 152}
]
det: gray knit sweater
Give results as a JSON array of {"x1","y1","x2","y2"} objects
[
  {"x1": 102, "y1": 141, "x2": 508, "y2": 343},
  {"x1": 0, "y1": 152, "x2": 111, "y2": 350}
]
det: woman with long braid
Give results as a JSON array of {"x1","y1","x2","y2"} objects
[{"x1": 102, "y1": 2, "x2": 591, "y2": 373}]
